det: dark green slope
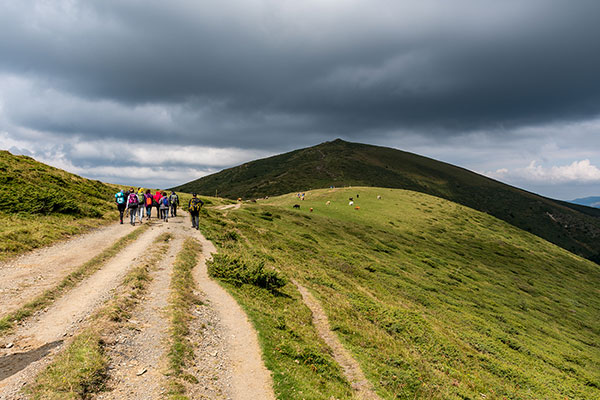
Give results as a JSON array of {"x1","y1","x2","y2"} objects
[
  {"x1": 173, "y1": 139, "x2": 600, "y2": 262},
  {"x1": 0, "y1": 150, "x2": 120, "y2": 260}
]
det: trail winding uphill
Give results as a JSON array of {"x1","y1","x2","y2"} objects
[{"x1": 0, "y1": 213, "x2": 275, "y2": 400}]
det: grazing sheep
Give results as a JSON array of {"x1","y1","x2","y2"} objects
[
  {"x1": 326, "y1": 201, "x2": 331, "y2": 205},
  {"x1": 349, "y1": 197, "x2": 353, "y2": 201},
  {"x1": 377, "y1": 195, "x2": 382, "y2": 200},
  {"x1": 349, "y1": 201, "x2": 354, "y2": 206},
  {"x1": 293, "y1": 204, "x2": 300, "y2": 209},
  {"x1": 310, "y1": 208, "x2": 314, "y2": 212}
]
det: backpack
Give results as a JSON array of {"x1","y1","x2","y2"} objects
[
  {"x1": 145, "y1": 196, "x2": 152, "y2": 206},
  {"x1": 116, "y1": 192, "x2": 125, "y2": 205},
  {"x1": 170, "y1": 194, "x2": 179, "y2": 205},
  {"x1": 128, "y1": 193, "x2": 138, "y2": 206},
  {"x1": 189, "y1": 198, "x2": 203, "y2": 213},
  {"x1": 162, "y1": 197, "x2": 169, "y2": 207}
]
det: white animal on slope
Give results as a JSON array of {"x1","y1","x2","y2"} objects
[
  {"x1": 349, "y1": 201, "x2": 354, "y2": 206},
  {"x1": 326, "y1": 201, "x2": 331, "y2": 205}
]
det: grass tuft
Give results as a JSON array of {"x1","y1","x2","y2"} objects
[{"x1": 166, "y1": 237, "x2": 202, "y2": 399}]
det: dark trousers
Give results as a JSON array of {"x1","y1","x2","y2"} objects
[
  {"x1": 117, "y1": 203, "x2": 126, "y2": 223},
  {"x1": 190, "y1": 213, "x2": 199, "y2": 229}
]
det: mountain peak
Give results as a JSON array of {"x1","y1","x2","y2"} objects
[{"x1": 172, "y1": 140, "x2": 600, "y2": 263}]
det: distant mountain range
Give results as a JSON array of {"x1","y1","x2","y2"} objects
[
  {"x1": 173, "y1": 139, "x2": 600, "y2": 263},
  {"x1": 571, "y1": 196, "x2": 600, "y2": 208}
]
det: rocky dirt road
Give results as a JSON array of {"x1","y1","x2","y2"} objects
[{"x1": 0, "y1": 214, "x2": 274, "y2": 400}]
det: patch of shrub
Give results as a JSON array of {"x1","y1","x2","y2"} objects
[
  {"x1": 208, "y1": 253, "x2": 286, "y2": 291},
  {"x1": 0, "y1": 186, "x2": 82, "y2": 215}
]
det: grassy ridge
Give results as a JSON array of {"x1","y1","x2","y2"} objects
[
  {"x1": 175, "y1": 139, "x2": 600, "y2": 264},
  {"x1": 201, "y1": 187, "x2": 600, "y2": 399},
  {"x1": 0, "y1": 150, "x2": 122, "y2": 261}
]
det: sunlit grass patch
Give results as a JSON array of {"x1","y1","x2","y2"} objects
[{"x1": 200, "y1": 187, "x2": 600, "y2": 399}]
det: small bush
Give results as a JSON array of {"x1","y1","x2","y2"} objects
[
  {"x1": 0, "y1": 186, "x2": 82, "y2": 215},
  {"x1": 208, "y1": 253, "x2": 286, "y2": 291}
]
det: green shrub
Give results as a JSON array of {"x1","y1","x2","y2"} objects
[{"x1": 208, "y1": 253, "x2": 286, "y2": 291}]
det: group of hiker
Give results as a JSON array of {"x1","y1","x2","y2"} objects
[{"x1": 115, "y1": 188, "x2": 206, "y2": 229}]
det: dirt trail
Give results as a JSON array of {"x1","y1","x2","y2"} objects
[
  {"x1": 294, "y1": 281, "x2": 381, "y2": 400},
  {"x1": 0, "y1": 223, "x2": 166, "y2": 398},
  {"x1": 0, "y1": 211, "x2": 275, "y2": 400},
  {"x1": 96, "y1": 233, "x2": 183, "y2": 400},
  {"x1": 214, "y1": 203, "x2": 241, "y2": 216},
  {"x1": 191, "y1": 229, "x2": 276, "y2": 400},
  {"x1": 0, "y1": 222, "x2": 136, "y2": 316}
]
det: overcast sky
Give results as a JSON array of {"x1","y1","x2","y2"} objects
[{"x1": 1, "y1": 0, "x2": 600, "y2": 200}]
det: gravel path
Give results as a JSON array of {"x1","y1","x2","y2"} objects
[
  {"x1": 0, "y1": 212, "x2": 275, "y2": 400},
  {"x1": 95, "y1": 233, "x2": 183, "y2": 400},
  {"x1": 0, "y1": 224, "x2": 166, "y2": 399},
  {"x1": 0, "y1": 222, "x2": 136, "y2": 316}
]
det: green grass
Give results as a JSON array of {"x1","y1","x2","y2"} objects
[
  {"x1": 0, "y1": 224, "x2": 150, "y2": 335},
  {"x1": 29, "y1": 330, "x2": 107, "y2": 400},
  {"x1": 200, "y1": 187, "x2": 600, "y2": 400},
  {"x1": 166, "y1": 237, "x2": 202, "y2": 399},
  {"x1": 175, "y1": 139, "x2": 600, "y2": 264},
  {"x1": 27, "y1": 233, "x2": 172, "y2": 399},
  {"x1": 0, "y1": 150, "x2": 124, "y2": 262}
]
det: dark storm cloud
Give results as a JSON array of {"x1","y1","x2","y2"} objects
[{"x1": 2, "y1": 0, "x2": 600, "y2": 150}]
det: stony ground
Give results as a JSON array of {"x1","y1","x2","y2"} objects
[{"x1": 0, "y1": 213, "x2": 274, "y2": 400}]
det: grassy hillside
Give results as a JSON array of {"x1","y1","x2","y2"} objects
[
  {"x1": 0, "y1": 150, "x2": 121, "y2": 261},
  {"x1": 174, "y1": 139, "x2": 600, "y2": 264},
  {"x1": 200, "y1": 187, "x2": 600, "y2": 400}
]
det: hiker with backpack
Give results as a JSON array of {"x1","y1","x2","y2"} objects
[
  {"x1": 136, "y1": 188, "x2": 145, "y2": 223},
  {"x1": 153, "y1": 190, "x2": 162, "y2": 219},
  {"x1": 115, "y1": 189, "x2": 126, "y2": 224},
  {"x1": 188, "y1": 193, "x2": 204, "y2": 230},
  {"x1": 160, "y1": 191, "x2": 169, "y2": 222},
  {"x1": 144, "y1": 189, "x2": 153, "y2": 219},
  {"x1": 169, "y1": 191, "x2": 179, "y2": 217},
  {"x1": 127, "y1": 188, "x2": 139, "y2": 225}
]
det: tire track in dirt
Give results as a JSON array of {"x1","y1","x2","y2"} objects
[
  {"x1": 0, "y1": 222, "x2": 137, "y2": 317},
  {"x1": 191, "y1": 228, "x2": 276, "y2": 400},
  {"x1": 0, "y1": 223, "x2": 167, "y2": 398},
  {"x1": 294, "y1": 280, "x2": 382, "y2": 400},
  {"x1": 1, "y1": 211, "x2": 276, "y2": 400},
  {"x1": 95, "y1": 233, "x2": 182, "y2": 400}
]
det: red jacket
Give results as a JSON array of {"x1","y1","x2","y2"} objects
[{"x1": 153, "y1": 192, "x2": 162, "y2": 203}]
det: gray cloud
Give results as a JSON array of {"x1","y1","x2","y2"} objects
[{"x1": 1, "y1": 0, "x2": 600, "y2": 198}]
